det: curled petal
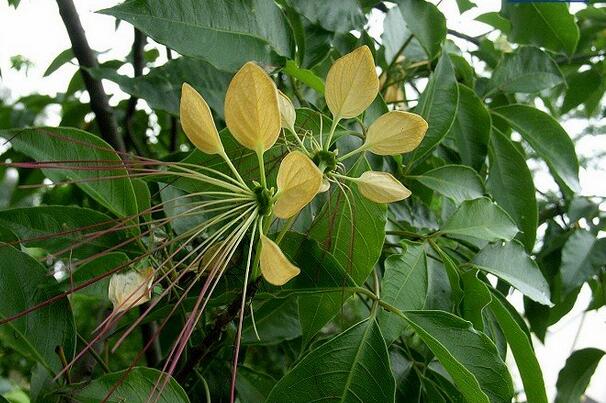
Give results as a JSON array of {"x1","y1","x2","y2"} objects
[
  {"x1": 274, "y1": 151, "x2": 323, "y2": 219},
  {"x1": 356, "y1": 171, "x2": 411, "y2": 204},
  {"x1": 364, "y1": 111, "x2": 428, "y2": 155},
  {"x1": 180, "y1": 83, "x2": 224, "y2": 155},
  {"x1": 278, "y1": 90, "x2": 296, "y2": 133},
  {"x1": 325, "y1": 45, "x2": 379, "y2": 119},
  {"x1": 224, "y1": 62, "x2": 281, "y2": 152},
  {"x1": 260, "y1": 234, "x2": 300, "y2": 286},
  {"x1": 108, "y1": 267, "x2": 154, "y2": 313}
]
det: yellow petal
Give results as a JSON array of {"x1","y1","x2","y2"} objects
[
  {"x1": 277, "y1": 90, "x2": 296, "y2": 133},
  {"x1": 364, "y1": 111, "x2": 428, "y2": 155},
  {"x1": 319, "y1": 178, "x2": 330, "y2": 193},
  {"x1": 108, "y1": 267, "x2": 154, "y2": 313},
  {"x1": 356, "y1": 171, "x2": 411, "y2": 203},
  {"x1": 325, "y1": 45, "x2": 379, "y2": 119},
  {"x1": 260, "y1": 234, "x2": 300, "y2": 286},
  {"x1": 274, "y1": 151, "x2": 323, "y2": 219},
  {"x1": 224, "y1": 62, "x2": 281, "y2": 152},
  {"x1": 180, "y1": 83, "x2": 224, "y2": 155}
]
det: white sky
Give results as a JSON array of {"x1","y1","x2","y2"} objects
[{"x1": 0, "y1": 1, "x2": 605, "y2": 401}]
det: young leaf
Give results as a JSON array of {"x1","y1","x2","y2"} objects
[
  {"x1": 555, "y1": 348, "x2": 605, "y2": 403},
  {"x1": 441, "y1": 197, "x2": 518, "y2": 242},
  {"x1": 472, "y1": 241, "x2": 551, "y2": 305},
  {"x1": 492, "y1": 105, "x2": 580, "y2": 193},
  {"x1": 413, "y1": 165, "x2": 485, "y2": 204},
  {"x1": 266, "y1": 319, "x2": 396, "y2": 403},
  {"x1": 402, "y1": 310, "x2": 514, "y2": 403}
]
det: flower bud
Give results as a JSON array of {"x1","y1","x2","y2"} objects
[
  {"x1": 277, "y1": 90, "x2": 296, "y2": 133},
  {"x1": 108, "y1": 267, "x2": 154, "y2": 313},
  {"x1": 180, "y1": 83, "x2": 224, "y2": 155},
  {"x1": 363, "y1": 111, "x2": 428, "y2": 155},
  {"x1": 325, "y1": 46, "x2": 379, "y2": 119},
  {"x1": 356, "y1": 171, "x2": 411, "y2": 203},
  {"x1": 260, "y1": 234, "x2": 300, "y2": 286},
  {"x1": 274, "y1": 151, "x2": 323, "y2": 219},
  {"x1": 225, "y1": 62, "x2": 281, "y2": 152}
]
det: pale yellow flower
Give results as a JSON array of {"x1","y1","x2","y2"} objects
[
  {"x1": 356, "y1": 171, "x2": 411, "y2": 203},
  {"x1": 260, "y1": 234, "x2": 300, "y2": 286},
  {"x1": 224, "y1": 62, "x2": 281, "y2": 152},
  {"x1": 180, "y1": 83, "x2": 224, "y2": 155},
  {"x1": 363, "y1": 111, "x2": 428, "y2": 155},
  {"x1": 277, "y1": 90, "x2": 296, "y2": 133},
  {"x1": 325, "y1": 45, "x2": 379, "y2": 119},
  {"x1": 108, "y1": 267, "x2": 154, "y2": 312},
  {"x1": 274, "y1": 151, "x2": 323, "y2": 219}
]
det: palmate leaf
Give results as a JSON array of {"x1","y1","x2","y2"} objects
[
  {"x1": 100, "y1": 0, "x2": 294, "y2": 72},
  {"x1": 266, "y1": 318, "x2": 395, "y2": 403}
]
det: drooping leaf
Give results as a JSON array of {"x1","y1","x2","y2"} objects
[
  {"x1": 559, "y1": 230, "x2": 606, "y2": 296},
  {"x1": 489, "y1": 46, "x2": 564, "y2": 94},
  {"x1": 489, "y1": 291, "x2": 548, "y2": 403},
  {"x1": 450, "y1": 84, "x2": 490, "y2": 171},
  {"x1": 242, "y1": 297, "x2": 301, "y2": 345},
  {"x1": 402, "y1": 310, "x2": 514, "y2": 403},
  {"x1": 381, "y1": 7, "x2": 426, "y2": 65},
  {"x1": 460, "y1": 270, "x2": 492, "y2": 331},
  {"x1": 74, "y1": 367, "x2": 189, "y2": 402},
  {"x1": 472, "y1": 241, "x2": 551, "y2": 305},
  {"x1": 488, "y1": 128, "x2": 538, "y2": 252},
  {"x1": 378, "y1": 245, "x2": 428, "y2": 344},
  {"x1": 555, "y1": 348, "x2": 605, "y2": 403},
  {"x1": 502, "y1": 3, "x2": 579, "y2": 55},
  {"x1": 409, "y1": 51, "x2": 459, "y2": 164},
  {"x1": 413, "y1": 165, "x2": 485, "y2": 204},
  {"x1": 266, "y1": 319, "x2": 395, "y2": 403},
  {"x1": 0, "y1": 244, "x2": 75, "y2": 374},
  {"x1": 100, "y1": 0, "x2": 294, "y2": 72},
  {"x1": 396, "y1": 0, "x2": 446, "y2": 59},
  {"x1": 441, "y1": 197, "x2": 518, "y2": 242},
  {"x1": 0, "y1": 127, "x2": 139, "y2": 219},
  {"x1": 475, "y1": 12, "x2": 511, "y2": 34},
  {"x1": 492, "y1": 105, "x2": 580, "y2": 193}
]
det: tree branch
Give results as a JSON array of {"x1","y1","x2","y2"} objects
[
  {"x1": 447, "y1": 29, "x2": 480, "y2": 46},
  {"x1": 124, "y1": 28, "x2": 147, "y2": 156},
  {"x1": 56, "y1": 0, "x2": 126, "y2": 153}
]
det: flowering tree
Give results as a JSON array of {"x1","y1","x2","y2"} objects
[{"x1": 1, "y1": 1, "x2": 605, "y2": 402}]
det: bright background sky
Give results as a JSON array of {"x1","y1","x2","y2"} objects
[{"x1": 0, "y1": 1, "x2": 605, "y2": 401}]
